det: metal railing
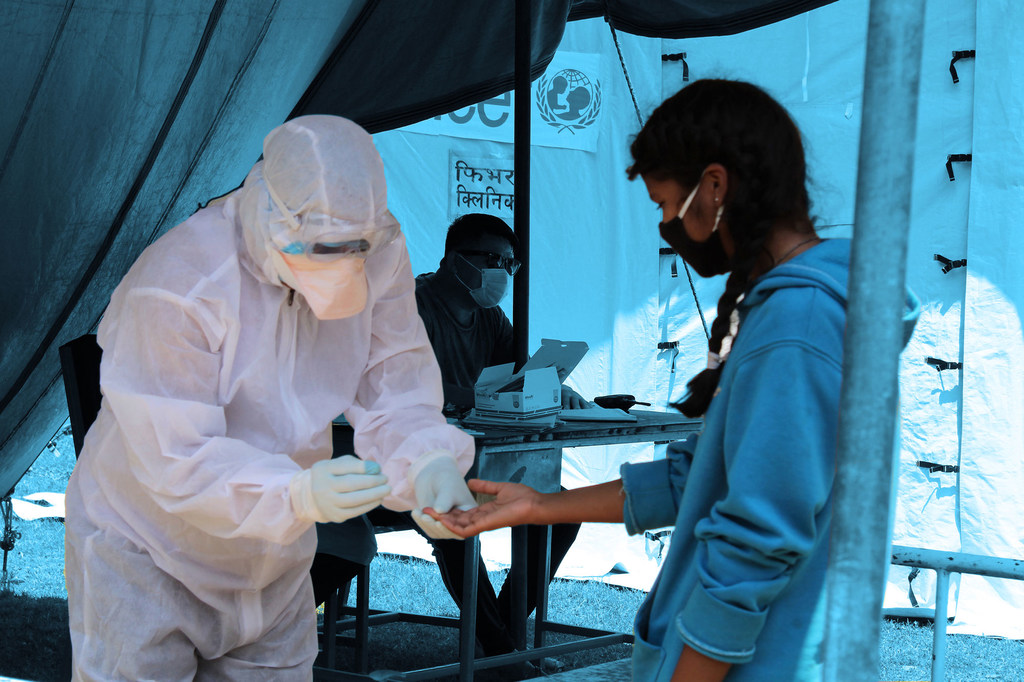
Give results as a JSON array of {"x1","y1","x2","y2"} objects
[{"x1": 890, "y1": 545, "x2": 1024, "y2": 682}]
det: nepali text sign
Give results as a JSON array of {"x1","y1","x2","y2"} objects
[{"x1": 448, "y1": 153, "x2": 514, "y2": 222}]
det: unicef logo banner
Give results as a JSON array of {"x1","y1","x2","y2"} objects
[
  {"x1": 402, "y1": 52, "x2": 603, "y2": 153},
  {"x1": 533, "y1": 58, "x2": 603, "y2": 150}
]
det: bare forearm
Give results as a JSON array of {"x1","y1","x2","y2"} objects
[
  {"x1": 670, "y1": 647, "x2": 732, "y2": 682},
  {"x1": 432, "y1": 478, "x2": 625, "y2": 536},
  {"x1": 532, "y1": 479, "x2": 625, "y2": 525}
]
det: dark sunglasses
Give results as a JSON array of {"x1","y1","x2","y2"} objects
[{"x1": 458, "y1": 249, "x2": 521, "y2": 275}]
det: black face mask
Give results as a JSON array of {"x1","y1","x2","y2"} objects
[{"x1": 659, "y1": 216, "x2": 731, "y2": 277}]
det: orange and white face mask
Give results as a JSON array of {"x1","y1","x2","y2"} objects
[
  {"x1": 260, "y1": 168, "x2": 401, "y2": 321},
  {"x1": 270, "y1": 249, "x2": 368, "y2": 320}
]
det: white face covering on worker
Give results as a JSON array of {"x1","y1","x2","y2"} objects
[{"x1": 240, "y1": 116, "x2": 401, "y2": 320}]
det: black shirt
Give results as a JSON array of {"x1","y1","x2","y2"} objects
[{"x1": 415, "y1": 272, "x2": 514, "y2": 406}]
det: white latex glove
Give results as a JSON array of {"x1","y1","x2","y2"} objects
[
  {"x1": 408, "y1": 449, "x2": 477, "y2": 540},
  {"x1": 289, "y1": 455, "x2": 391, "y2": 524}
]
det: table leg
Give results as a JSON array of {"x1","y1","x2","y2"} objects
[
  {"x1": 510, "y1": 525, "x2": 528, "y2": 650},
  {"x1": 533, "y1": 524, "x2": 551, "y2": 649},
  {"x1": 460, "y1": 536, "x2": 480, "y2": 682}
]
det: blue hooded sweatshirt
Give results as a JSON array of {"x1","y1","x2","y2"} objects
[{"x1": 621, "y1": 239, "x2": 919, "y2": 681}]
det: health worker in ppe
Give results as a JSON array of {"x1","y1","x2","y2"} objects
[{"x1": 64, "y1": 115, "x2": 476, "y2": 681}]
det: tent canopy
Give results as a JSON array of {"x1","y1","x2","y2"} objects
[{"x1": 0, "y1": 0, "x2": 834, "y2": 497}]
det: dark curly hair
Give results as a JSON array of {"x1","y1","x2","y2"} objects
[{"x1": 628, "y1": 79, "x2": 813, "y2": 417}]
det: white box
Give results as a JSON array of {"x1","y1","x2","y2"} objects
[{"x1": 473, "y1": 339, "x2": 588, "y2": 417}]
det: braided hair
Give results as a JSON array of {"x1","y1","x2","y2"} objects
[{"x1": 627, "y1": 80, "x2": 813, "y2": 417}]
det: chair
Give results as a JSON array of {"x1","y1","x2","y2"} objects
[
  {"x1": 318, "y1": 508, "x2": 411, "y2": 674},
  {"x1": 58, "y1": 334, "x2": 103, "y2": 458},
  {"x1": 317, "y1": 426, "x2": 414, "y2": 674},
  {"x1": 316, "y1": 506, "x2": 485, "y2": 681}
]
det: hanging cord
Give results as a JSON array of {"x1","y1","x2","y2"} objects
[
  {"x1": 606, "y1": 8, "x2": 710, "y2": 340},
  {"x1": 607, "y1": 19, "x2": 645, "y2": 129},
  {"x1": 1, "y1": 496, "x2": 21, "y2": 587},
  {"x1": 682, "y1": 257, "x2": 710, "y2": 339}
]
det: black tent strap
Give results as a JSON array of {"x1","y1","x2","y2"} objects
[
  {"x1": 657, "y1": 341, "x2": 680, "y2": 373},
  {"x1": 916, "y1": 460, "x2": 959, "y2": 474},
  {"x1": 946, "y1": 153, "x2": 971, "y2": 181},
  {"x1": 644, "y1": 529, "x2": 672, "y2": 560},
  {"x1": 0, "y1": 1, "x2": 228, "y2": 420},
  {"x1": 949, "y1": 50, "x2": 975, "y2": 84},
  {"x1": 662, "y1": 52, "x2": 689, "y2": 81},
  {"x1": 926, "y1": 357, "x2": 961, "y2": 372},
  {"x1": 933, "y1": 253, "x2": 966, "y2": 274},
  {"x1": 660, "y1": 247, "x2": 679, "y2": 277}
]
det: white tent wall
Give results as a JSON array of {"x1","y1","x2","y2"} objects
[
  {"x1": 376, "y1": 0, "x2": 1024, "y2": 629},
  {"x1": 953, "y1": 0, "x2": 1024, "y2": 639},
  {"x1": 662, "y1": 0, "x2": 1024, "y2": 636},
  {"x1": 883, "y1": 0, "x2": 974, "y2": 623},
  {"x1": 661, "y1": 0, "x2": 1024, "y2": 637}
]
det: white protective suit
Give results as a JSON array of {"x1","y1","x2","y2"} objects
[{"x1": 64, "y1": 116, "x2": 474, "y2": 681}]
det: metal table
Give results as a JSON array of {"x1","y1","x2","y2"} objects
[{"x1": 314, "y1": 409, "x2": 701, "y2": 681}]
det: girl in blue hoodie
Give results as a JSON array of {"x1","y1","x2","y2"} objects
[{"x1": 429, "y1": 80, "x2": 906, "y2": 681}]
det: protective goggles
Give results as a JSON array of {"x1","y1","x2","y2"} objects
[
  {"x1": 458, "y1": 249, "x2": 521, "y2": 275},
  {"x1": 263, "y1": 173, "x2": 400, "y2": 261},
  {"x1": 273, "y1": 217, "x2": 401, "y2": 262}
]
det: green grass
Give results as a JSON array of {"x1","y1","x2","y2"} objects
[
  {"x1": 877, "y1": 618, "x2": 1024, "y2": 682},
  {"x1": 3, "y1": 428, "x2": 1023, "y2": 681},
  {"x1": 1, "y1": 425, "x2": 73, "y2": 599}
]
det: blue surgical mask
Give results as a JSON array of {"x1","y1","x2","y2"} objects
[{"x1": 453, "y1": 253, "x2": 510, "y2": 308}]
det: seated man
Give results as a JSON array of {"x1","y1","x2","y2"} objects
[
  {"x1": 310, "y1": 213, "x2": 583, "y2": 661},
  {"x1": 414, "y1": 213, "x2": 583, "y2": 659}
]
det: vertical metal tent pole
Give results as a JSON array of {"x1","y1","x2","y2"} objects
[
  {"x1": 509, "y1": 0, "x2": 532, "y2": 654},
  {"x1": 512, "y1": 0, "x2": 531, "y2": 370},
  {"x1": 931, "y1": 569, "x2": 951, "y2": 682},
  {"x1": 823, "y1": 1, "x2": 925, "y2": 680}
]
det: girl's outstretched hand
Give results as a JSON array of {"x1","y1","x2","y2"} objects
[{"x1": 424, "y1": 478, "x2": 542, "y2": 537}]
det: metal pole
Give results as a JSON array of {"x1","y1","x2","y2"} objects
[
  {"x1": 823, "y1": 1, "x2": 925, "y2": 680},
  {"x1": 512, "y1": 0, "x2": 531, "y2": 369},
  {"x1": 892, "y1": 545, "x2": 1024, "y2": 581},
  {"x1": 932, "y1": 570, "x2": 950, "y2": 682},
  {"x1": 459, "y1": 537, "x2": 480, "y2": 682}
]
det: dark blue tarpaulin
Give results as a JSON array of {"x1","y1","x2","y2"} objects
[{"x1": 0, "y1": 0, "x2": 833, "y2": 497}]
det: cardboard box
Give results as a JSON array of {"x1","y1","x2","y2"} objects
[{"x1": 473, "y1": 339, "x2": 588, "y2": 417}]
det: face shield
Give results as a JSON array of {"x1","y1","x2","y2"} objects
[{"x1": 237, "y1": 116, "x2": 401, "y2": 319}]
